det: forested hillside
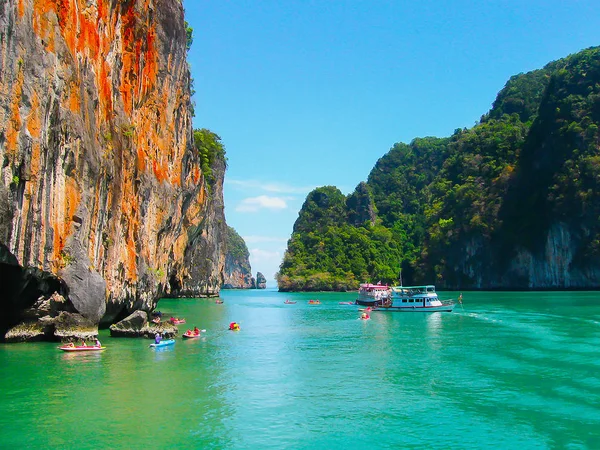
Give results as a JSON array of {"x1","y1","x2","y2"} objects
[{"x1": 277, "y1": 46, "x2": 600, "y2": 291}]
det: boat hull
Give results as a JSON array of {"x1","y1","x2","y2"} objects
[
  {"x1": 356, "y1": 299, "x2": 384, "y2": 307},
  {"x1": 182, "y1": 334, "x2": 200, "y2": 339},
  {"x1": 374, "y1": 304, "x2": 455, "y2": 312},
  {"x1": 149, "y1": 339, "x2": 176, "y2": 348},
  {"x1": 59, "y1": 346, "x2": 105, "y2": 352}
]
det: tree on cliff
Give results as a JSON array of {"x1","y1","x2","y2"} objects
[{"x1": 193, "y1": 129, "x2": 227, "y2": 189}]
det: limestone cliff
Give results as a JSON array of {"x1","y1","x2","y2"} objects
[
  {"x1": 222, "y1": 226, "x2": 253, "y2": 289},
  {"x1": 0, "y1": 0, "x2": 224, "y2": 337}
]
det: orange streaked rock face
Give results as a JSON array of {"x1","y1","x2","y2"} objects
[{"x1": 0, "y1": 0, "x2": 226, "y2": 324}]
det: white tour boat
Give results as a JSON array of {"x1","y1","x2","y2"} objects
[
  {"x1": 356, "y1": 283, "x2": 392, "y2": 307},
  {"x1": 374, "y1": 285, "x2": 455, "y2": 312}
]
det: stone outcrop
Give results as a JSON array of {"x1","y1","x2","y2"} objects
[
  {"x1": 5, "y1": 302, "x2": 99, "y2": 343},
  {"x1": 222, "y1": 226, "x2": 253, "y2": 289},
  {"x1": 109, "y1": 310, "x2": 177, "y2": 339},
  {"x1": 255, "y1": 272, "x2": 267, "y2": 289},
  {"x1": 0, "y1": 0, "x2": 226, "y2": 339}
]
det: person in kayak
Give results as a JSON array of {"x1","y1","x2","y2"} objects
[
  {"x1": 154, "y1": 333, "x2": 162, "y2": 344},
  {"x1": 193, "y1": 327, "x2": 200, "y2": 335},
  {"x1": 95, "y1": 338, "x2": 101, "y2": 347}
]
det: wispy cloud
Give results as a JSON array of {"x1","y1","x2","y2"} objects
[
  {"x1": 250, "y1": 248, "x2": 282, "y2": 262},
  {"x1": 243, "y1": 235, "x2": 289, "y2": 244},
  {"x1": 227, "y1": 179, "x2": 316, "y2": 195},
  {"x1": 248, "y1": 248, "x2": 284, "y2": 281},
  {"x1": 235, "y1": 195, "x2": 288, "y2": 212}
]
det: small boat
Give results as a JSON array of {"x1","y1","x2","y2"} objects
[
  {"x1": 149, "y1": 339, "x2": 175, "y2": 348},
  {"x1": 284, "y1": 300, "x2": 296, "y2": 304},
  {"x1": 339, "y1": 301, "x2": 355, "y2": 305},
  {"x1": 182, "y1": 329, "x2": 205, "y2": 339},
  {"x1": 229, "y1": 322, "x2": 240, "y2": 331},
  {"x1": 59, "y1": 344, "x2": 105, "y2": 352},
  {"x1": 170, "y1": 317, "x2": 186, "y2": 324},
  {"x1": 182, "y1": 332, "x2": 200, "y2": 339},
  {"x1": 215, "y1": 299, "x2": 224, "y2": 304},
  {"x1": 308, "y1": 300, "x2": 321, "y2": 305},
  {"x1": 356, "y1": 283, "x2": 392, "y2": 307},
  {"x1": 378, "y1": 285, "x2": 455, "y2": 312}
]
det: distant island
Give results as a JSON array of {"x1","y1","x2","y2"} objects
[{"x1": 277, "y1": 46, "x2": 600, "y2": 291}]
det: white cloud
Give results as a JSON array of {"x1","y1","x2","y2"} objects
[
  {"x1": 249, "y1": 248, "x2": 284, "y2": 282},
  {"x1": 227, "y1": 179, "x2": 316, "y2": 195},
  {"x1": 235, "y1": 195, "x2": 288, "y2": 212},
  {"x1": 250, "y1": 248, "x2": 282, "y2": 263},
  {"x1": 242, "y1": 235, "x2": 289, "y2": 244}
]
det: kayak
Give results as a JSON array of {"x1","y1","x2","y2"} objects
[
  {"x1": 284, "y1": 301, "x2": 296, "y2": 304},
  {"x1": 170, "y1": 318, "x2": 186, "y2": 324},
  {"x1": 59, "y1": 345, "x2": 105, "y2": 352},
  {"x1": 149, "y1": 339, "x2": 175, "y2": 348}
]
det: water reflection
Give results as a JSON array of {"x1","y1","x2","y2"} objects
[
  {"x1": 60, "y1": 351, "x2": 105, "y2": 364},
  {"x1": 426, "y1": 311, "x2": 442, "y2": 335}
]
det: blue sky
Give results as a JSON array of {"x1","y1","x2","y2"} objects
[{"x1": 183, "y1": 0, "x2": 600, "y2": 287}]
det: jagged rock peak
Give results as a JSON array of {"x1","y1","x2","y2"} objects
[{"x1": 255, "y1": 272, "x2": 267, "y2": 289}]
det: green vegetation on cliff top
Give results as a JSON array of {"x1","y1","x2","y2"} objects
[
  {"x1": 193, "y1": 128, "x2": 227, "y2": 190},
  {"x1": 225, "y1": 226, "x2": 251, "y2": 269},
  {"x1": 277, "y1": 46, "x2": 600, "y2": 291}
]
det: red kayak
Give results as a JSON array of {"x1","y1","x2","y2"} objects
[
  {"x1": 182, "y1": 329, "x2": 204, "y2": 339},
  {"x1": 59, "y1": 345, "x2": 105, "y2": 352},
  {"x1": 170, "y1": 318, "x2": 186, "y2": 324}
]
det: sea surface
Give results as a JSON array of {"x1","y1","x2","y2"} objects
[{"x1": 1, "y1": 290, "x2": 600, "y2": 449}]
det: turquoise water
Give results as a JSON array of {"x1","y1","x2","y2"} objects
[{"x1": 1, "y1": 290, "x2": 600, "y2": 449}]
